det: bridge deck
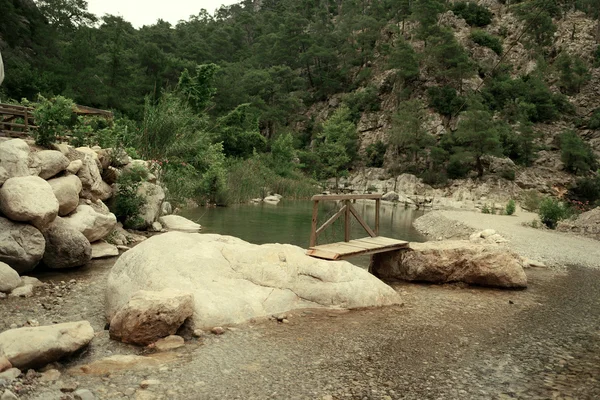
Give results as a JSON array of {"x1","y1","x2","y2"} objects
[{"x1": 306, "y1": 236, "x2": 408, "y2": 260}]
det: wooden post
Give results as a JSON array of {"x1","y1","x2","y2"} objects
[
  {"x1": 310, "y1": 200, "x2": 319, "y2": 247},
  {"x1": 375, "y1": 198, "x2": 380, "y2": 236},
  {"x1": 24, "y1": 109, "x2": 28, "y2": 133},
  {"x1": 344, "y1": 200, "x2": 350, "y2": 242}
]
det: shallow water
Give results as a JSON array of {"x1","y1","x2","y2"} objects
[{"x1": 179, "y1": 200, "x2": 427, "y2": 249}]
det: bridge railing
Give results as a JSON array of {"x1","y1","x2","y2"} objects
[
  {"x1": 309, "y1": 193, "x2": 381, "y2": 247},
  {"x1": 0, "y1": 103, "x2": 36, "y2": 138}
]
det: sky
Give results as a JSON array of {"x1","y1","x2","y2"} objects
[{"x1": 87, "y1": 0, "x2": 241, "y2": 28}]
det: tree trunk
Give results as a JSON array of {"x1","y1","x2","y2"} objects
[{"x1": 476, "y1": 156, "x2": 484, "y2": 178}]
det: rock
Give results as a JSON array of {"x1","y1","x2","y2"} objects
[
  {"x1": 48, "y1": 175, "x2": 83, "y2": 216},
  {"x1": 150, "y1": 222, "x2": 163, "y2": 232},
  {"x1": 40, "y1": 368, "x2": 61, "y2": 382},
  {"x1": 192, "y1": 329, "x2": 204, "y2": 338},
  {"x1": 74, "y1": 389, "x2": 95, "y2": 400},
  {"x1": 37, "y1": 150, "x2": 70, "y2": 179},
  {"x1": 101, "y1": 166, "x2": 119, "y2": 185},
  {"x1": 523, "y1": 258, "x2": 547, "y2": 268},
  {"x1": 140, "y1": 379, "x2": 160, "y2": 389},
  {"x1": 60, "y1": 382, "x2": 79, "y2": 392},
  {"x1": 91, "y1": 241, "x2": 119, "y2": 259},
  {"x1": 0, "y1": 139, "x2": 39, "y2": 178},
  {"x1": 42, "y1": 217, "x2": 92, "y2": 269},
  {"x1": 0, "y1": 321, "x2": 94, "y2": 369},
  {"x1": 557, "y1": 207, "x2": 600, "y2": 240},
  {"x1": 108, "y1": 148, "x2": 131, "y2": 167},
  {"x1": 480, "y1": 229, "x2": 496, "y2": 238},
  {"x1": 9, "y1": 284, "x2": 33, "y2": 298},
  {"x1": 0, "y1": 217, "x2": 45, "y2": 274},
  {"x1": 77, "y1": 154, "x2": 112, "y2": 201},
  {"x1": 263, "y1": 195, "x2": 281, "y2": 204},
  {"x1": 371, "y1": 241, "x2": 527, "y2": 289},
  {"x1": 1, "y1": 389, "x2": 18, "y2": 400},
  {"x1": 20, "y1": 276, "x2": 45, "y2": 287},
  {"x1": 0, "y1": 368, "x2": 20, "y2": 382},
  {"x1": 72, "y1": 354, "x2": 174, "y2": 375},
  {"x1": 0, "y1": 356, "x2": 11, "y2": 373},
  {"x1": 132, "y1": 182, "x2": 165, "y2": 230},
  {"x1": 210, "y1": 327, "x2": 225, "y2": 335},
  {"x1": 382, "y1": 191, "x2": 400, "y2": 201},
  {"x1": 154, "y1": 335, "x2": 184, "y2": 351},
  {"x1": 0, "y1": 176, "x2": 59, "y2": 229},
  {"x1": 63, "y1": 204, "x2": 117, "y2": 243},
  {"x1": 158, "y1": 215, "x2": 201, "y2": 233},
  {"x1": 66, "y1": 159, "x2": 83, "y2": 174},
  {"x1": 106, "y1": 233, "x2": 401, "y2": 330},
  {"x1": 0, "y1": 167, "x2": 8, "y2": 186},
  {"x1": 0, "y1": 263, "x2": 20, "y2": 293},
  {"x1": 109, "y1": 289, "x2": 194, "y2": 346},
  {"x1": 160, "y1": 202, "x2": 172, "y2": 216}
]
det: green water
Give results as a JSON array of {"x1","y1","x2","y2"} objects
[{"x1": 179, "y1": 200, "x2": 427, "y2": 249}]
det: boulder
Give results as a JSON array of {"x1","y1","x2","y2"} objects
[
  {"x1": 66, "y1": 159, "x2": 83, "y2": 175},
  {"x1": 0, "y1": 262, "x2": 21, "y2": 293},
  {"x1": 0, "y1": 139, "x2": 40, "y2": 178},
  {"x1": 158, "y1": 215, "x2": 200, "y2": 233},
  {"x1": 557, "y1": 207, "x2": 600, "y2": 240},
  {"x1": 0, "y1": 217, "x2": 45, "y2": 274},
  {"x1": 0, "y1": 321, "x2": 94, "y2": 369},
  {"x1": 160, "y1": 201, "x2": 172, "y2": 216},
  {"x1": 63, "y1": 204, "x2": 117, "y2": 243},
  {"x1": 106, "y1": 233, "x2": 401, "y2": 330},
  {"x1": 132, "y1": 182, "x2": 165, "y2": 230},
  {"x1": 77, "y1": 154, "x2": 112, "y2": 201},
  {"x1": 48, "y1": 175, "x2": 82, "y2": 216},
  {"x1": 371, "y1": 241, "x2": 527, "y2": 289},
  {"x1": 263, "y1": 195, "x2": 280, "y2": 204},
  {"x1": 36, "y1": 150, "x2": 70, "y2": 179},
  {"x1": 0, "y1": 176, "x2": 59, "y2": 228},
  {"x1": 42, "y1": 217, "x2": 92, "y2": 269},
  {"x1": 382, "y1": 191, "x2": 399, "y2": 201},
  {"x1": 150, "y1": 221, "x2": 163, "y2": 232},
  {"x1": 109, "y1": 289, "x2": 194, "y2": 345},
  {"x1": 0, "y1": 167, "x2": 7, "y2": 186},
  {"x1": 91, "y1": 241, "x2": 119, "y2": 259}
]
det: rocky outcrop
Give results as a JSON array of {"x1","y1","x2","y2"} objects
[
  {"x1": 106, "y1": 232, "x2": 401, "y2": 330},
  {"x1": 63, "y1": 204, "x2": 117, "y2": 243},
  {"x1": 47, "y1": 175, "x2": 82, "y2": 216},
  {"x1": 0, "y1": 176, "x2": 59, "y2": 228},
  {"x1": 109, "y1": 289, "x2": 194, "y2": 345},
  {"x1": 0, "y1": 321, "x2": 94, "y2": 369},
  {"x1": 0, "y1": 217, "x2": 45, "y2": 274},
  {"x1": 36, "y1": 150, "x2": 69, "y2": 180},
  {"x1": 557, "y1": 207, "x2": 600, "y2": 241},
  {"x1": 0, "y1": 262, "x2": 21, "y2": 293},
  {"x1": 158, "y1": 215, "x2": 201, "y2": 233},
  {"x1": 371, "y1": 241, "x2": 528, "y2": 289},
  {"x1": 42, "y1": 217, "x2": 92, "y2": 269},
  {"x1": 132, "y1": 182, "x2": 165, "y2": 230}
]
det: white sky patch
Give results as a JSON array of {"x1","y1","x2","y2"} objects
[{"x1": 87, "y1": 0, "x2": 241, "y2": 28}]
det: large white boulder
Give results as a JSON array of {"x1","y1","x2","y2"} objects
[
  {"x1": 36, "y1": 150, "x2": 70, "y2": 180},
  {"x1": 158, "y1": 215, "x2": 201, "y2": 233},
  {"x1": 106, "y1": 233, "x2": 401, "y2": 329},
  {"x1": 47, "y1": 175, "x2": 82, "y2": 216},
  {"x1": 77, "y1": 154, "x2": 112, "y2": 201},
  {"x1": 0, "y1": 321, "x2": 94, "y2": 369},
  {"x1": 0, "y1": 139, "x2": 40, "y2": 179},
  {"x1": 132, "y1": 182, "x2": 165, "y2": 229},
  {"x1": 0, "y1": 262, "x2": 21, "y2": 293},
  {"x1": 42, "y1": 217, "x2": 92, "y2": 269},
  {"x1": 0, "y1": 217, "x2": 45, "y2": 274},
  {"x1": 109, "y1": 289, "x2": 193, "y2": 345},
  {"x1": 63, "y1": 204, "x2": 117, "y2": 243},
  {"x1": 371, "y1": 241, "x2": 528, "y2": 289},
  {"x1": 0, "y1": 176, "x2": 59, "y2": 229}
]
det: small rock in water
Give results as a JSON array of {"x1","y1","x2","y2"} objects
[
  {"x1": 1, "y1": 389, "x2": 18, "y2": 400},
  {"x1": 211, "y1": 327, "x2": 225, "y2": 335},
  {"x1": 74, "y1": 389, "x2": 96, "y2": 400},
  {"x1": 140, "y1": 379, "x2": 160, "y2": 389}
]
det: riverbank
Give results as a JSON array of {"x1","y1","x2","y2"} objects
[{"x1": 413, "y1": 209, "x2": 600, "y2": 269}]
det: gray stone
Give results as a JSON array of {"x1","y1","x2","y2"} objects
[
  {"x1": 74, "y1": 389, "x2": 95, "y2": 400},
  {"x1": 48, "y1": 175, "x2": 82, "y2": 216},
  {"x1": 263, "y1": 195, "x2": 280, "y2": 204},
  {"x1": 1, "y1": 389, "x2": 18, "y2": 400},
  {"x1": 0, "y1": 217, "x2": 45, "y2": 274},
  {"x1": 160, "y1": 201, "x2": 172, "y2": 216},
  {"x1": 66, "y1": 159, "x2": 83, "y2": 175},
  {"x1": 0, "y1": 139, "x2": 38, "y2": 178},
  {"x1": 91, "y1": 241, "x2": 119, "y2": 259},
  {"x1": 77, "y1": 154, "x2": 112, "y2": 201},
  {"x1": 63, "y1": 204, "x2": 117, "y2": 243},
  {"x1": 0, "y1": 368, "x2": 20, "y2": 382},
  {"x1": 154, "y1": 335, "x2": 184, "y2": 351},
  {"x1": 382, "y1": 191, "x2": 400, "y2": 201},
  {"x1": 37, "y1": 150, "x2": 70, "y2": 179},
  {"x1": 150, "y1": 222, "x2": 163, "y2": 232},
  {"x1": 9, "y1": 284, "x2": 34, "y2": 298},
  {"x1": 0, "y1": 167, "x2": 7, "y2": 187},
  {"x1": 132, "y1": 182, "x2": 165, "y2": 230},
  {"x1": 42, "y1": 217, "x2": 92, "y2": 269},
  {"x1": 0, "y1": 262, "x2": 20, "y2": 293},
  {"x1": 158, "y1": 215, "x2": 200, "y2": 233},
  {"x1": 0, "y1": 176, "x2": 59, "y2": 229}
]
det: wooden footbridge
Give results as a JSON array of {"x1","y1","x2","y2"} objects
[{"x1": 306, "y1": 194, "x2": 408, "y2": 260}]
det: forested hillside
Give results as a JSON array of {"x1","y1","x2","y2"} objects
[{"x1": 1, "y1": 0, "x2": 599, "y2": 207}]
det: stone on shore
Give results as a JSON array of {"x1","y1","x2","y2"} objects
[
  {"x1": 77, "y1": 154, "x2": 112, "y2": 201},
  {"x1": 0, "y1": 176, "x2": 59, "y2": 228},
  {"x1": 91, "y1": 241, "x2": 119, "y2": 259},
  {"x1": 66, "y1": 159, "x2": 83, "y2": 175},
  {"x1": 131, "y1": 182, "x2": 165, "y2": 230},
  {"x1": 263, "y1": 195, "x2": 281, "y2": 204},
  {"x1": 42, "y1": 217, "x2": 92, "y2": 269},
  {"x1": 0, "y1": 262, "x2": 21, "y2": 293},
  {"x1": 106, "y1": 232, "x2": 401, "y2": 330},
  {"x1": 63, "y1": 204, "x2": 117, "y2": 243},
  {"x1": 371, "y1": 241, "x2": 527, "y2": 289},
  {"x1": 0, "y1": 139, "x2": 40, "y2": 178},
  {"x1": 0, "y1": 321, "x2": 94, "y2": 369},
  {"x1": 158, "y1": 215, "x2": 201, "y2": 233},
  {"x1": 48, "y1": 175, "x2": 83, "y2": 216},
  {"x1": 154, "y1": 335, "x2": 184, "y2": 351},
  {"x1": 37, "y1": 150, "x2": 70, "y2": 180},
  {"x1": 109, "y1": 289, "x2": 194, "y2": 346},
  {"x1": 382, "y1": 191, "x2": 399, "y2": 201},
  {"x1": 0, "y1": 217, "x2": 45, "y2": 274}
]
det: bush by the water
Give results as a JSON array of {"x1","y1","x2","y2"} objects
[
  {"x1": 113, "y1": 165, "x2": 148, "y2": 229},
  {"x1": 506, "y1": 199, "x2": 516, "y2": 215},
  {"x1": 538, "y1": 197, "x2": 570, "y2": 229}
]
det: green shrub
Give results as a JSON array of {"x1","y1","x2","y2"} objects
[
  {"x1": 559, "y1": 130, "x2": 598, "y2": 174},
  {"x1": 427, "y1": 86, "x2": 465, "y2": 118},
  {"x1": 588, "y1": 108, "x2": 600, "y2": 129},
  {"x1": 538, "y1": 197, "x2": 569, "y2": 229},
  {"x1": 420, "y1": 170, "x2": 448, "y2": 187},
  {"x1": 570, "y1": 175, "x2": 600, "y2": 205},
  {"x1": 32, "y1": 95, "x2": 76, "y2": 147},
  {"x1": 481, "y1": 204, "x2": 491, "y2": 214},
  {"x1": 500, "y1": 168, "x2": 516, "y2": 181},
  {"x1": 506, "y1": 199, "x2": 516, "y2": 215},
  {"x1": 113, "y1": 165, "x2": 148, "y2": 229},
  {"x1": 452, "y1": 2, "x2": 493, "y2": 27},
  {"x1": 343, "y1": 86, "x2": 381, "y2": 123},
  {"x1": 365, "y1": 141, "x2": 387, "y2": 168},
  {"x1": 447, "y1": 153, "x2": 472, "y2": 179},
  {"x1": 470, "y1": 30, "x2": 503, "y2": 55},
  {"x1": 594, "y1": 45, "x2": 600, "y2": 67}
]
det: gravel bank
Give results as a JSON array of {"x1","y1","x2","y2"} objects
[{"x1": 414, "y1": 210, "x2": 600, "y2": 269}]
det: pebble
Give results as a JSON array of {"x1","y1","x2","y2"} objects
[
  {"x1": 40, "y1": 369, "x2": 61, "y2": 382},
  {"x1": 211, "y1": 327, "x2": 225, "y2": 335},
  {"x1": 0, "y1": 368, "x2": 21, "y2": 382},
  {"x1": 192, "y1": 329, "x2": 204, "y2": 338},
  {"x1": 60, "y1": 381, "x2": 80, "y2": 392},
  {"x1": 74, "y1": 389, "x2": 96, "y2": 400},
  {"x1": 140, "y1": 379, "x2": 160, "y2": 389}
]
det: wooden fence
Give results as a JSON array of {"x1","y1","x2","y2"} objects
[{"x1": 0, "y1": 103, "x2": 36, "y2": 138}]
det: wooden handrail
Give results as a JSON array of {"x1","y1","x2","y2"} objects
[{"x1": 309, "y1": 193, "x2": 381, "y2": 247}]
